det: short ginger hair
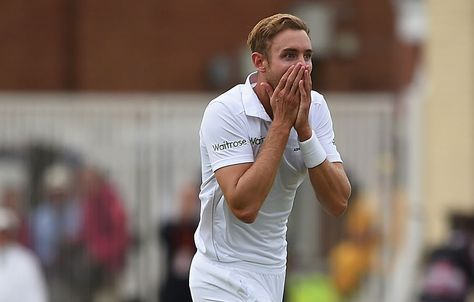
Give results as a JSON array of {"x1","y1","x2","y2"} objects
[{"x1": 247, "y1": 13, "x2": 310, "y2": 57}]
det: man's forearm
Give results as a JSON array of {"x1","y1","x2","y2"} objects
[
  {"x1": 308, "y1": 162, "x2": 351, "y2": 216},
  {"x1": 227, "y1": 123, "x2": 291, "y2": 222}
]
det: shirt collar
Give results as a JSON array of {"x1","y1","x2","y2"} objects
[{"x1": 242, "y1": 72, "x2": 272, "y2": 122}]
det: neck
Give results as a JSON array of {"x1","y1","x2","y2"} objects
[{"x1": 252, "y1": 72, "x2": 274, "y2": 119}]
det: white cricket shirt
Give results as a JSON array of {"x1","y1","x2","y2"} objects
[{"x1": 195, "y1": 72, "x2": 342, "y2": 272}]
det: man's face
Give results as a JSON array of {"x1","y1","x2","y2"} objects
[{"x1": 263, "y1": 29, "x2": 313, "y2": 89}]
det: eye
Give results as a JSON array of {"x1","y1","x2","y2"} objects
[
  {"x1": 304, "y1": 53, "x2": 312, "y2": 61},
  {"x1": 283, "y1": 52, "x2": 297, "y2": 60}
]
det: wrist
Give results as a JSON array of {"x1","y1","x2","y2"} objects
[
  {"x1": 271, "y1": 120, "x2": 293, "y2": 134},
  {"x1": 296, "y1": 125, "x2": 312, "y2": 141},
  {"x1": 298, "y1": 130, "x2": 327, "y2": 168}
]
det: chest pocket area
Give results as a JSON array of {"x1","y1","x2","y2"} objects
[{"x1": 282, "y1": 143, "x2": 306, "y2": 175}]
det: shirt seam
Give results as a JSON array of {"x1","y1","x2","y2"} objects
[{"x1": 210, "y1": 186, "x2": 221, "y2": 261}]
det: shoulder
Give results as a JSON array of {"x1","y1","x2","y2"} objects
[
  {"x1": 309, "y1": 90, "x2": 331, "y2": 115},
  {"x1": 309, "y1": 90, "x2": 335, "y2": 126},
  {"x1": 201, "y1": 85, "x2": 247, "y2": 132},
  {"x1": 9, "y1": 244, "x2": 41, "y2": 269},
  {"x1": 310, "y1": 90, "x2": 326, "y2": 106},
  {"x1": 204, "y1": 84, "x2": 246, "y2": 117}
]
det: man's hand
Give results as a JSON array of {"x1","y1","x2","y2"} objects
[
  {"x1": 295, "y1": 67, "x2": 312, "y2": 141},
  {"x1": 260, "y1": 64, "x2": 305, "y2": 129}
]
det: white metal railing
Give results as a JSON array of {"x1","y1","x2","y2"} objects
[{"x1": 0, "y1": 92, "x2": 406, "y2": 301}]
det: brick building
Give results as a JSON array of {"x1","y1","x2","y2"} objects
[{"x1": 0, "y1": 0, "x2": 419, "y2": 92}]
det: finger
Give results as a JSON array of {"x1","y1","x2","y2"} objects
[
  {"x1": 290, "y1": 66, "x2": 305, "y2": 95},
  {"x1": 304, "y1": 69, "x2": 312, "y2": 93},
  {"x1": 283, "y1": 64, "x2": 303, "y2": 92},
  {"x1": 260, "y1": 82, "x2": 274, "y2": 99},
  {"x1": 299, "y1": 80, "x2": 306, "y2": 99},
  {"x1": 276, "y1": 65, "x2": 295, "y2": 91},
  {"x1": 299, "y1": 79, "x2": 311, "y2": 105},
  {"x1": 295, "y1": 90, "x2": 302, "y2": 107}
]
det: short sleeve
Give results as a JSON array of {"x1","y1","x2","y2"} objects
[
  {"x1": 200, "y1": 101, "x2": 254, "y2": 171},
  {"x1": 310, "y1": 93, "x2": 342, "y2": 163}
]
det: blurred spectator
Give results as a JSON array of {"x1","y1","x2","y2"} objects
[
  {"x1": 0, "y1": 206, "x2": 48, "y2": 302},
  {"x1": 328, "y1": 188, "x2": 378, "y2": 300},
  {"x1": 29, "y1": 163, "x2": 82, "y2": 301},
  {"x1": 158, "y1": 181, "x2": 200, "y2": 302},
  {"x1": 78, "y1": 166, "x2": 130, "y2": 302},
  {"x1": 1, "y1": 186, "x2": 31, "y2": 246},
  {"x1": 419, "y1": 213, "x2": 474, "y2": 302}
]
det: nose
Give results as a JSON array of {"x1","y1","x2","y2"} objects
[
  {"x1": 297, "y1": 55, "x2": 311, "y2": 67},
  {"x1": 297, "y1": 55, "x2": 306, "y2": 65}
]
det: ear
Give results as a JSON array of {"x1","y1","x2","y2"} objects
[{"x1": 251, "y1": 52, "x2": 267, "y2": 73}]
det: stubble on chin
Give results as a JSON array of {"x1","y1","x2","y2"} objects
[{"x1": 263, "y1": 72, "x2": 279, "y2": 91}]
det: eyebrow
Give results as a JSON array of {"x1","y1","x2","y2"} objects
[{"x1": 280, "y1": 48, "x2": 312, "y2": 54}]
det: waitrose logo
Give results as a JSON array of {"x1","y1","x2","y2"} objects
[
  {"x1": 212, "y1": 139, "x2": 248, "y2": 151},
  {"x1": 250, "y1": 136, "x2": 264, "y2": 145},
  {"x1": 211, "y1": 136, "x2": 265, "y2": 152}
]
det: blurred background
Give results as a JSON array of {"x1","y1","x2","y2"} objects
[{"x1": 0, "y1": 0, "x2": 473, "y2": 301}]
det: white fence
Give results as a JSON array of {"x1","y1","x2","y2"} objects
[{"x1": 0, "y1": 92, "x2": 400, "y2": 301}]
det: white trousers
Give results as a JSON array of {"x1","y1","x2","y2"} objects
[{"x1": 189, "y1": 252, "x2": 286, "y2": 302}]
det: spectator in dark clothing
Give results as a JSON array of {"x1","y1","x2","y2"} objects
[{"x1": 159, "y1": 182, "x2": 200, "y2": 302}]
